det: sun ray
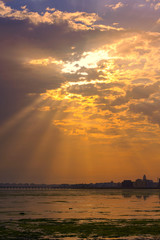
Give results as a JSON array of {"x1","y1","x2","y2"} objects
[{"x1": 0, "y1": 96, "x2": 43, "y2": 137}]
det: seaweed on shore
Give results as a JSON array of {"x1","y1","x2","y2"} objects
[{"x1": 1, "y1": 218, "x2": 160, "y2": 239}]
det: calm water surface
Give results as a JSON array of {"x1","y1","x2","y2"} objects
[{"x1": 0, "y1": 189, "x2": 160, "y2": 220}]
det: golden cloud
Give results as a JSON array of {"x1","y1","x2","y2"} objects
[{"x1": 0, "y1": 1, "x2": 101, "y2": 30}]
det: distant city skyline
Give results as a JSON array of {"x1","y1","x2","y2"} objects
[{"x1": 0, "y1": 175, "x2": 160, "y2": 189}]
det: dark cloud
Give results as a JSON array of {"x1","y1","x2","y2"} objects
[
  {"x1": 132, "y1": 78, "x2": 152, "y2": 84},
  {"x1": 111, "y1": 82, "x2": 160, "y2": 106},
  {"x1": 67, "y1": 82, "x2": 122, "y2": 97},
  {"x1": 67, "y1": 84, "x2": 99, "y2": 96},
  {"x1": 96, "y1": 81, "x2": 125, "y2": 89},
  {"x1": 129, "y1": 99, "x2": 160, "y2": 126}
]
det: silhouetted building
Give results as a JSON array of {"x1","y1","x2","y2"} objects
[
  {"x1": 134, "y1": 179, "x2": 144, "y2": 188},
  {"x1": 134, "y1": 175, "x2": 154, "y2": 188},
  {"x1": 158, "y1": 178, "x2": 160, "y2": 188},
  {"x1": 143, "y1": 174, "x2": 146, "y2": 181},
  {"x1": 122, "y1": 180, "x2": 133, "y2": 188}
]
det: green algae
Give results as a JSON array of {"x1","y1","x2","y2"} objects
[{"x1": 1, "y1": 218, "x2": 160, "y2": 239}]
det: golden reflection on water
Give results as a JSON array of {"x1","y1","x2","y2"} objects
[{"x1": 0, "y1": 189, "x2": 160, "y2": 220}]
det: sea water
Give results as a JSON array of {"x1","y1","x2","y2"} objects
[{"x1": 0, "y1": 189, "x2": 160, "y2": 220}]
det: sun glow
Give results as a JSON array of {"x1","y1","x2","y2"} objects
[
  {"x1": 28, "y1": 49, "x2": 110, "y2": 74},
  {"x1": 62, "y1": 50, "x2": 110, "y2": 73}
]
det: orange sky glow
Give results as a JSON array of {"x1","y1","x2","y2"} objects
[{"x1": 0, "y1": 0, "x2": 160, "y2": 183}]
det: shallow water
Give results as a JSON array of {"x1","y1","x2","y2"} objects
[{"x1": 1, "y1": 189, "x2": 160, "y2": 220}]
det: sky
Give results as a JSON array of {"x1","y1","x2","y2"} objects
[{"x1": 0, "y1": 0, "x2": 160, "y2": 184}]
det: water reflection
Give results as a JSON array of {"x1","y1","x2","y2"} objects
[
  {"x1": 0, "y1": 189, "x2": 160, "y2": 220},
  {"x1": 121, "y1": 190, "x2": 159, "y2": 201}
]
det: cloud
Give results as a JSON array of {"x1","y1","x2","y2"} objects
[
  {"x1": 154, "y1": 3, "x2": 160, "y2": 10},
  {"x1": 62, "y1": 49, "x2": 110, "y2": 73},
  {"x1": 132, "y1": 78, "x2": 152, "y2": 84},
  {"x1": 111, "y1": 82, "x2": 160, "y2": 106},
  {"x1": 102, "y1": 0, "x2": 160, "y2": 31},
  {"x1": 129, "y1": 99, "x2": 160, "y2": 126},
  {"x1": 67, "y1": 83, "x2": 99, "y2": 96},
  {"x1": 0, "y1": 0, "x2": 160, "y2": 139},
  {"x1": 0, "y1": 2, "x2": 129, "y2": 125},
  {"x1": 105, "y1": 2, "x2": 125, "y2": 10},
  {"x1": 46, "y1": 7, "x2": 56, "y2": 12},
  {"x1": 29, "y1": 57, "x2": 63, "y2": 66},
  {"x1": 0, "y1": 0, "x2": 160, "y2": 184},
  {"x1": 38, "y1": 106, "x2": 51, "y2": 112},
  {"x1": 0, "y1": 0, "x2": 101, "y2": 30}
]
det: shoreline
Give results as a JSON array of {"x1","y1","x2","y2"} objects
[{"x1": 1, "y1": 218, "x2": 160, "y2": 239}]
